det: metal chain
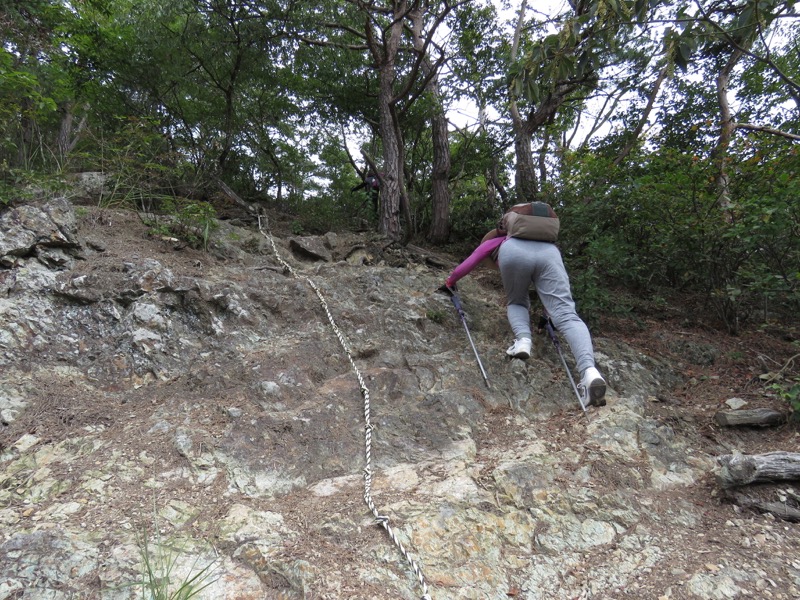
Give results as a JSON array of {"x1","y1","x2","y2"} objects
[{"x1": 258, "y1": 215, "x2": 432, "y2": 600}]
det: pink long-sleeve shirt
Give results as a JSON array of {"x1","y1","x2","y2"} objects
[{"x1": 446, "y1": 236, "x2": 505, "y2": 287}]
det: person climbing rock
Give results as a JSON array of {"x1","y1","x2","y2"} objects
[
  {"x1": 351, "y1": 170, "x2": 380, "y2": 213},
  {"x1": 443, "y1": 202, "x2": 607, "y2": 407}
]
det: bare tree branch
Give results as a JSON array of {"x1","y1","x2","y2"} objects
[
  {"x1": 736, "y1": 122, "x2": 800, "y2": 141},
  {"x1": 613, "y1": 64, "x2": 669, "y2": 166},
  {"x1": 296, "y1": 35, "x2": 368, "y2": 50}
]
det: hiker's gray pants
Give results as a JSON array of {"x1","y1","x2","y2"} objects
[{"x1": 498, "y1": 238, "x2": 595, "y2": 374}]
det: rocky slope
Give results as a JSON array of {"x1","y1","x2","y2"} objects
[{"x1": 1, "y1": 198, "x2": 798, "y2": 600}]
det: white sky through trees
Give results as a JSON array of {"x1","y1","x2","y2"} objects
[{"x1": 446, "y1": 0, "x2": 566, "y2": 131}]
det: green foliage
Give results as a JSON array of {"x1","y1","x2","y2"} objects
[
  {"x1": 294, "y1": 133, "x2": 378, "y2": 231},
  {"x1": 175, "y1": 201, "x2": 218, "y2": 251},
  {"x1": 447, "y1": 186, "x2": 498, "y2": 244},
  {"x1": 290, "y1": 220, "x2": 305, "y2": 235},
  {"x1": 448, "y1": 1, "x2": 505, "y2": 107},
  {"x1": 426, "y1": 308, "x2": 447, "y2": 324},
  {"x1": 0, "y1": 50, "x2": 50, "y2": 117},
  {"x1": 652, "y1": 78, "x2": 720, "y2": 154},
  {"x1": 667, "y1": 0, "x2": 793, "y2": 74},
  {"x1": 77, "y1": 116, "x2": 187, "y2": 209},
  {"x1": 557, "y1": 143, "x2": 800, "y2": 333},
  {"x1": 510, "y1": 0, "x2": 641, "y2": 105},
  {"x1": 0, "y1": 1, "x2": 113, "y2": 172},
  {"x1": 0, "y1": 48, "x2": 60, "y2": 169},
  {"x1": 140, "y1": 198, "x2": 219, "y2": 251},
  {"x1": 0, "y1": 165, "x2": 67, "y2": 205},
  {"x1": 287, "y1": 193, "x2": 363, "y2": 235},
  {"x1": 135, "y1": 525, "x2": 219, "y2": 600},
  {"x1": 445, "y1": 130, "x2": 512, "y2": 246},
  {"x1": 768, "y1": 380, "x2": 800, "y2": 419},
  {"x1": 568, "y1": 264, "x2": 632, "y2": 328}
]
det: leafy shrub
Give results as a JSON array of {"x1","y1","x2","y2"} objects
[
  {"x1": 0, "y1": 166, "x2": 67, "y2": 205},
  {"x1": 784, "y1": 382, "x2": 800, "y2": 420},
  {"x1": 76, "y1": 117, "x2": 187, "y2": 209},
  {"x1": 285, "y1": 193, "x2": 364, "y2": 234},
  {"x1": 557, "y1": 145, "x2": 800, "y2": 333},
  {"x1": 139, "y1": 198, "x2": 218, "y2": 251},
  {"x1": 0, "y1": 49, "x2": 58, "y2": 170}
]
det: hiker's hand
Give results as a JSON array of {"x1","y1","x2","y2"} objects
[
  {"x1": 437, "y1": 283, "x2": 456, "y2": 296},
  {"x1": 537, "y1": 315, "x2": 555, "y2": 334}
]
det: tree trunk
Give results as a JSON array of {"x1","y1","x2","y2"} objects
[
  {"x1": 409, "y1": 4, "x2": 451, "y2": 244},
  {"x1": 507, "y1": 0, "x2": 603, "y2": 200},
  {"x1": 512, "y1": 125, "x2": 539, "y2": 202},
  {"x1": 376, "y1": 104, "x2": 403, "y2": 243},
  {"x1": 17, "y1": 99, "x2": 34, "y2": 168},
  {"x1": 372, "y1": 2, "x2": 406, "y2": 241},
  {"x1": 428, "y1": 108, "x2": 451, "y2": 242},
  {"x1": 508, "y1": 0, "x2": 539, "y2": 202},
  {"x1": 711, "y1": 48, "x2": 744, "y2": 215},
  {"x1": 56, "y1": 102, "x2": 89, "y2": 162},
  {"x1": 538, "y1": 129, "x2": 550, "y2": 189},
  {"x1": 489, "y1": 162, "x2": 508, "y2": 205},
  {"x1": 57, "y1": 102, "x2": 74, "y2": 161}
]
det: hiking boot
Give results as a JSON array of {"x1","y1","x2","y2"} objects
[
  {"x1": 506, "y1": 338, "x2": 532, "y2": 360},
  {"x1": 579, "y1": 366, "x2": 606, "y2": 407}
]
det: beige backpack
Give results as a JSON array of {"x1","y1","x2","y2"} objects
[{"x1": 501, "y1": 201, "x2": 560, "y2": 242}]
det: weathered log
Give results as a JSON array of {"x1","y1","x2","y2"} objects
[
  {"x1": 404, "y1": 244, "x2": 451, "y2": 269},
  {"x1": 727, "y1": 491, "x2": 800, "y2": 523},
  {"x1": 716, "y1": 452, "x2": 800, "y2": 487},
  {"x1": 713, "y1": 408, "x2": 786, "y2": 428}
]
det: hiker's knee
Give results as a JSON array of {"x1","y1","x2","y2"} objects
[{"x1": 549, "y1": 309, "x2": 582, "y2": 332}]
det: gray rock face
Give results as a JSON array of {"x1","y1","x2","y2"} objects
[
  {"x1": 0, "y1": 201, "x2": 797, "y2": 600},
  {"x1": 0, "y1": 197, "x2": 80, "y2": 267},
  {"x1": 289, "y1": 235, "x2": 333, "y2": 261}
]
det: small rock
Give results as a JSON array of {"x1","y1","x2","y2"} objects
[
  {"x1": 725, "y1": 397, "x2": 748, "y2": 410},
  {"x1": 289, "y1": 236, "x2": 332, "y2": 262},
  {"x1": 174, "y1": 428, "x2": 193, "y2": 458},
  {"x1": 260, "y1": 381, "x2": 280, "y2": 396}
]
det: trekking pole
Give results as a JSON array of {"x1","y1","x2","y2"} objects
[
  {"x1": 540, "y1": 313, "x2": 588, "y2": 418},
  {"x1": 447, "y1": 287, "x2": 490, "y2": 388}
]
